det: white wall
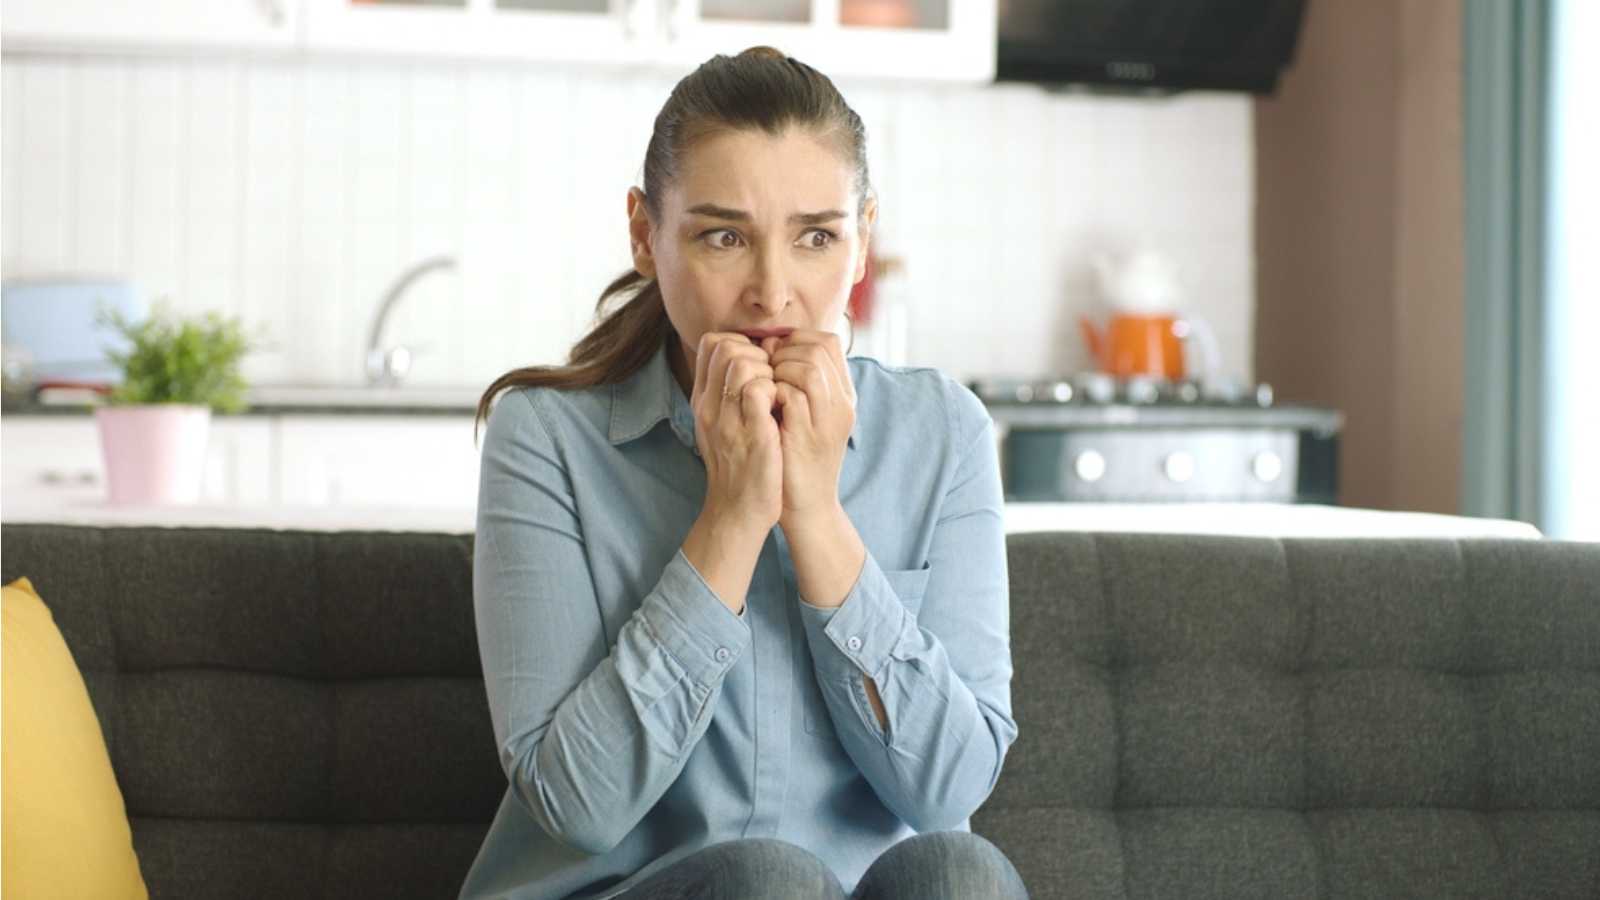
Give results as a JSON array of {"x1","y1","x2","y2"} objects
[{"x1": 1, "y1": 55, "x2": 1254, "y2": 388}]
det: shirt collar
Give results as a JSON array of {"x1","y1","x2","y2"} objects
[{"x1": 609, "y1": 335, "x2": 858, "y2": 453}]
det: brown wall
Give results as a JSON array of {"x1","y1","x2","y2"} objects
[{"x1": 1255, "y1": 0, "x2": 1464, "y2": 512}]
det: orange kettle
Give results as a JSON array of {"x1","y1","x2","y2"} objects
[
  {"x1": 1080, "y1": 249, "x2": 1220, "y2": 381},
  {"x1": 1078, "y1": 314, "x2": 1187, "y2": 380}
]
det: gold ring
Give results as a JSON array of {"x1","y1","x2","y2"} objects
[{"x1": 722, "y1": 386, "x2": 741, "y2": 401}]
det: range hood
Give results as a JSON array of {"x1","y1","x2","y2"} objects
[{"x1": 996, "y1": 0, "x2": 1309, "y2": 95}]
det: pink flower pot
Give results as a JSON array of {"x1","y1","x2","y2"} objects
[{"x1": 93, "y1": 404, "x2": 211, "y2": 505}]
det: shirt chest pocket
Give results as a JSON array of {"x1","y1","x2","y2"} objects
[{"x1": 802, "y1": 564, "x2": 932, "y2": 739}]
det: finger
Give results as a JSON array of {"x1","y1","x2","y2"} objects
[
  {"x1": 693, "y1": 332, "x2": 719, "y2": 405},
  {"x1": 775, "y1": 380, "x2": 812, "y2": 432},
  {"x1": 771, "y1": 378, "x2": 789, "y2": 426},
  {"x1": 822, "y1": 333, "x2": 855, "y2": 407},
  {"x1": 698, "y1": 332, "x2": 747, "y2": 414},
  {"x1": 743, "y1": 377, "x2": 777, "y2": 427},
  {"x1": 793, "y1": 331, "x2": 850, "y2": 407},
  {"x1": 699, "y1": 335, "x2": 746, "y2": 436},
  {"x1": 724, "y1": 355, "x2": 775, "y2": 415},
  {"x1": 772, "y1": 358, "x2": 830, "y2": 406},
  {"x1": 705, "y1": 335, "x2": 752, "y2": 410},
  {"x1": 768, "y1": 332, "x2": 841, "y2": 390}
]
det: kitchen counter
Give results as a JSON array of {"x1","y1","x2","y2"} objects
[
  {"x1": 0, "y1": 499, "x2": 1543, "y2": 539},
  {"x1": 1, "y1": 384, "x2": 486, "y2": 417}
]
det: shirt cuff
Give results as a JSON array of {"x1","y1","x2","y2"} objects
[
  {"x1": 639, "y1": 548, "x2": 753, "y2": 689},
  {"x1": 797, "y1": 551, "x2": 912, "y2": 683}
]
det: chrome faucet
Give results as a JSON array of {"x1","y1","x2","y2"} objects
[{"x1": 365, "y1": 255, "x2": 457, "y2": 387}]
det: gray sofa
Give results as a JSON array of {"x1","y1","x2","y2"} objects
[{"x1": 2, "y1": 522, "x2": 1597, "y2": 900}]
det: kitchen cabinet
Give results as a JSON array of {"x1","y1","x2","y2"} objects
[
  {"x1": 1, "y1": 416, "x2": 275, "y2": 508},
  {"x1": 301, "y1": 0, "x2": 646, "y2": 66},
  {"x1": 661, "y1": 0, "x2": 993, "y2": 83},
  {"x1": 275, "y1": 415, "x2": 480, "y2": 508},
  {"x1": 2, "y1": 0, "x2": 993, "y2": 82},
  {"x1": 306, "y1": 0, "x2": 993, "y2": 80},
  {"x1": 0, "y1": 413, "x2": 475, "y2": 511},
  {"x1": 1, "y1": 0, "x2": 299, "y2": 53},
  {"x1": 1, "y1": 418, "x2": 107, "y2": 509}
]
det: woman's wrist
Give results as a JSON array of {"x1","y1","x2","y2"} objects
[
  {"x1": 682, "y1": 506, "x2": 769, "y2": 615},
  {"x1": 782, "y1": 503, "x2": 865, "y2": 610}
]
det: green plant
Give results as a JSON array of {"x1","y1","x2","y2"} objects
[{"x1": 94, "y1": 299, "x2": 265, "y2": 413}]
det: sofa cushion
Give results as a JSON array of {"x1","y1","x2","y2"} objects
[{"x1": 2, "y1": 575, "x2": 148, "y2": 900}]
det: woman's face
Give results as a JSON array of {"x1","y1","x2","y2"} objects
[{"x1": 627, "y1": 126, "x2": 877, "y2": 393}]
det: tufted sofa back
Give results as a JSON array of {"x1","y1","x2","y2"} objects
[
  {"x1": 3, "y1": 523, "x2": 1597, "y2": 899},
  {"x1": 973, "y1": 532, "x2": 1600, "y2": 899}
]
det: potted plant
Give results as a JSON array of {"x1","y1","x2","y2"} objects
[{"x1": 92, "y1": 300, "x2": 263, "y2": 505}]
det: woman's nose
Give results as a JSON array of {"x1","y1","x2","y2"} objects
[{"x1": 746, "y1": 246, "x2": 792, "y2": 313}]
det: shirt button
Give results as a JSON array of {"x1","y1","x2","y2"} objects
[
  {"x1": 715, "y1": 647, "x2": 731, "y2": 663},
  {"x1": 846, "y1": 636, "x2": 863, "y2": 652}
]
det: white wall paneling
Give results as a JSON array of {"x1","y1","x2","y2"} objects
[
  {"x1": 125, "y1": 61, "x2": 186, "y2": 319},
  {"x1": 1, "y1": 55, "x2": 1256, "y2": 388}
]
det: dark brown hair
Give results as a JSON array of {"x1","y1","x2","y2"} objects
[{"x1": 473, "y1": 46, "x2": 872, "y2": 446}]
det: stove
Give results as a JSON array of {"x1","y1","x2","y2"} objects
[
  {"x1": 967, "y1": 372, "x2": 1275, "y2": 408},
  {"x1": 965, "y1": 373, "x2": 1343, "y2": 504}
]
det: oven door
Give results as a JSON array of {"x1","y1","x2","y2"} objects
[{"x1": 1000, "y1": 425, "x2": 1338, "y2": 503}]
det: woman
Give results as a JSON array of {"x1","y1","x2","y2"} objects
[{"x1": 464, "y1": 47, "x2": 1024, "y2": 900}]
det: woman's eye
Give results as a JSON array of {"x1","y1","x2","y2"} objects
[
  {"x1": 803, "y1": 229, "x2": 838, "y2": 250},
  {"x1": 703, "y1": 229, "x2": 742, "y2": 249}
]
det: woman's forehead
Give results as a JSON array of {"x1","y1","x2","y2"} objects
[{"x1": 670, "y1": 127, "x2": 854, "y2": 214}]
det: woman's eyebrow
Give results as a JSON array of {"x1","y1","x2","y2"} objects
[{"x1": 686, "y1": 203, "x2": 847, "y2": 225}]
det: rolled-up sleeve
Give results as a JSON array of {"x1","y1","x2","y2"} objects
[
  {"x1": 474, "y1": 389, "x2": 750, "y2": 856},
  {"x1": 797, "y1": 405, "x2": 1016, "y2": 833}
]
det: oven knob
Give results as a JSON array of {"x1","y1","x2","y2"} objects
[
  {"x1": 1074, "y1": 372, "x2": 1116, "y2": 405},
  {"x1": 1050, "y1": 382, "x2": 1074, "y2": 403},
  {"x1": 1015, "y1": 384, "x2": 1035, "y2": 402},
  {"x1": 1163, "y1": 451, "x2": 1196, "y2": 483},
  {"x1": 1073, "y1": 450, "x2": 1107, "y2": 482},
  {"x1": 1255, "y1": 383, "x2": 1275, "y2": 407},
  {"x1": 1125, "y1": 376, "x2": 1161, "y2": 405},
  {"x1": 1252, "y1": 451, "x2": 1283, "y2": 482}
]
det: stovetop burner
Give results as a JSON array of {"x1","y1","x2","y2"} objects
[{"x1": 966, "y1": 373, "x2": 1276, "y2": 408}]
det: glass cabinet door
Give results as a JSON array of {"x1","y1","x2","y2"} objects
[
  {"x1": 838, "y1": 0, "x2": 948, "y2": 29},
  {"x1": 305, "y1": 0, "x2": 649, "y2": 64},
  {"x1": 661, "y1": 0, "x2": 991, "y2": 82},
  {"x1": 1, "y1": 0, "x2": 299, "y2": 52},
  {"x1": 698, "y1": 0, "x2": 811, "y2": 23}
]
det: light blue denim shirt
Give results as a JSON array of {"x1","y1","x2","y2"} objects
[{"x1": 461, "y1": 334, "x2": 1015, "y2": 900}]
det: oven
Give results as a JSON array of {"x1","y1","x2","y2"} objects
[{"x1": 969, "y1": 373, "x2": 1342, "y2": 504}]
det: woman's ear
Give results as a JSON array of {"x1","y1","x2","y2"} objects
[
  {"x1": 853, "y1": 194, "x2": 879, "y2": 284},
  {"x1": 627, "y1": 187, "x2": 657, "y2": 279}
]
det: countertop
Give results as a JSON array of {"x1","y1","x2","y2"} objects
[
  {"x1": 1, "y1": 384, "x2": 487, "y2": 417},
  {"x1": 4, "y1": 387, "x2": 1343, "y2": 429},
  {"x1": 0, "y1": 499, "x2": 1544, "y2": 539}
]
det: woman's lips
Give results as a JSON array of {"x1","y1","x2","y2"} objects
[{"x1": 737, "y1": 327, "x2": 795, "y2": 342}]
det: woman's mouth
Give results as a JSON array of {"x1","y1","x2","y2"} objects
[{"x1": 737, "y1": 327, "x2": 795, "y2": 343}]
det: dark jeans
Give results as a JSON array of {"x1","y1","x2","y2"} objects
[{"x1": 610, "y1": 832, "x2": 1029, "y2": 900}]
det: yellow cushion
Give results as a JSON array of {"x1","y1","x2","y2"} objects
[{"x1": 3, "y1": 576, "x2": 148, "y2": 900}]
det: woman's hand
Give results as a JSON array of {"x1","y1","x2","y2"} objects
[
  {"x1": 692, "y1": 332, "x2": 784, "y2": 534},
  {"x1": 761, "y1": 330, "x2": 856, "y2": 531}
]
